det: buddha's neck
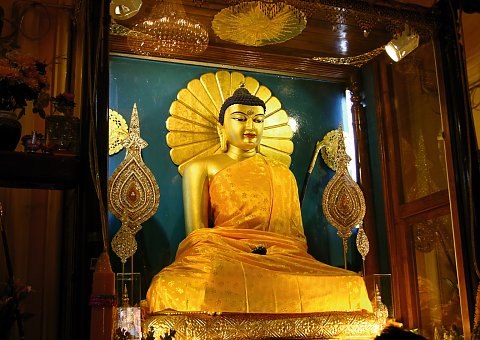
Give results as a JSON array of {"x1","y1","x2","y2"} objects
[{"x1": 226, "y1": 145, "x2": 257, "y2": 161}]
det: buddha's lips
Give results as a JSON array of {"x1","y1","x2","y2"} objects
[{"x1": 244, "y1": 133, "x2": 256, "y2": 138}]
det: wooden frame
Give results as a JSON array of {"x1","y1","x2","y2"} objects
[
  {"x1": 374, "y1": 33, "x2": 474, "y2": 337},
  {"x1": 107, "y1": 0, "x2": 478, "y2": 338}
]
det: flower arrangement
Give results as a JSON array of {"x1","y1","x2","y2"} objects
[
  {"x1": 51, "y1": 92, "x2": 75, "y2": 116},
  {"x1": 0, "y1": 49, "x2": 50, "y2": 118}
]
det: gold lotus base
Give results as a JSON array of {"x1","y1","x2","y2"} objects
[{"x1": 143, "y1": 310, "x2": 382, "y2": 339}]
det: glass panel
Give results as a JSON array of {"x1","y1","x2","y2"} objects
[
  {"x1": 391, "y1": 40, "x2": 448, "y2": 203},
  {"x1": 411, "y1": 214, "x2": 462, "y2": 339}
]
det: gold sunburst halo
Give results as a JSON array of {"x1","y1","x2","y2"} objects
[{"x1": 166, "y1": 70, "x2": 294, "y2": 175}]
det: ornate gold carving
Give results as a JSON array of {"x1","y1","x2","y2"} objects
[
  {"x1": 356, "y1": 224, "x2": 370, "y2": 262},
  {"x1": 313, "y1": 47, "x2": 386, "y2": 67},
  {"x1": 320, "y1": 129, "x2": 340, "y2": 171},
  {"x1": 356, "y1": 224, "x2": 370, "y2": 275},
  {"x1": 413, "y1": 219, "x2": 438, "y2": 253},
  {"x1": 373, "y1": 285, "x2": 389, "y2": 327},
  {"x1": 322, "y1": 125, "x2": 366, "y2": 268},
  {"x1": 323, "y1": 4, "x2": 346, "y2": 31},
  {"x1": 111, "y1": 220, "x2": 139, "y2": 263},
  {"x1": 108, "y1": 104, "x2": 160, "y2": 263},
  {"x1": 166, "y1": 70, "x2": 294, "y2": 174},
  {"x1": 212, "y1": 2, "x2": 307, "y2": 46},
  {"x1": 143, "y1": 311, "x2": 382, "y2": 339},
  {"x1": 109, "y1": 108, "x2": 129, "y2": 156}
]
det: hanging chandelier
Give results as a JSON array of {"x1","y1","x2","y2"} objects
[
  {"x1": 224, "y1": 0, "x2": 318, "y2": 19},
  {"x1": 127, "y1": 1, "x2": 209, "y2": 57}
]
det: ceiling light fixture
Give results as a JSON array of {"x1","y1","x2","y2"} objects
[
  {"x1": 110, "y1": 0, "x2": 143, "y2": 20},
  {"x1": 227, "y1": 0, "x2": 314, "y2": 20},
  {"x1": 385, "y1": 24, "x2": 419, "y2": 62},
  {"x1": 127, "y1": 1, "x2": 209, "y2": 57}
]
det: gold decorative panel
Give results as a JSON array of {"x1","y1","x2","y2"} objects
[
  {"x1": 108, "y1": 104, "x2": 160, "y2": 263},
  {"x1": 143, "y1": 311, "x2": 382, "y2": 339},
  {"x1": 322, "y1": 125, "x2": 366, "y2": 268}
]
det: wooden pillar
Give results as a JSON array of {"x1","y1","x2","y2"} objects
[
  {"x1": 349, "y1": 70, "x2": 380, "y2": 275},
  {"x1": 73, "y1": 0, "x2": 111, "y2": 339},
  {"x1": 437, "y1": 0, "x2": 479, "y2": 334}
]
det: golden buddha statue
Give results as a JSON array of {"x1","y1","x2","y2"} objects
[{"x1": 146, "y1": 87, "x2": 373, "y2": 314}]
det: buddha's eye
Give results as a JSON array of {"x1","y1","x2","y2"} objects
[
  {"x1": 231, "y1": 114, "x2": 247, "y2": 122},
  {"x1": 254, "y1": 116, "x2": 265, "y2": 123}
]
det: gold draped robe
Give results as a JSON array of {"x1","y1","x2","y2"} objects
[{"x1": 147, "y1": 155, "x2": 372, "y2": 314}]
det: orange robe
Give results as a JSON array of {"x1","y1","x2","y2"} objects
[{"x1": 147, "y1": 155, "x2": 372, "y2": 313}]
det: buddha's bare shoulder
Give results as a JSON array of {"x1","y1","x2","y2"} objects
[{"x1": 183, "y1": 153, "x2": 232, "y2": 178}]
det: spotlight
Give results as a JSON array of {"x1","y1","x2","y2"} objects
[
  {"x1": 385, "y1": 24, "x2": 419, "y2": 62},
  {"x1": 110, "y1": 0, "x2": 142, "y2": 20}
]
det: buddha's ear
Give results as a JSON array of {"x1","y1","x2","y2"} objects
[{"x1": 216, "y1": 123, "x2": 227, "y2": 152}]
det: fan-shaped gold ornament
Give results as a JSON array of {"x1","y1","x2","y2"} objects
[
  {"x1": 212, "y1": 1, "x2": 307, "y2": 46},
  {"x1": 320, "y1": 129, "x2": 340, "y2": 171},
  {"x1": 322, "y1": 124, "x2": 366, "y2": 269},
  {"x1": 108, "y1": 103, "x2": 160, "y2": 263},
  {"x1": 166, "y1": 70, "x2": 294, "y2": 175},
  {"x1": 109, "y1": 108, "x2": 129, "y2": 155}
]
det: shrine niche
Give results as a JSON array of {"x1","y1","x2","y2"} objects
[
  {"x1": 107, "y1": 1, "x2": 476, "y2": 339},
  {"x1": 0, "y1": 0, "x2": 477, "y2": 339},
  {"x1": 108, "y1": 55, "x2": 358, "y2": 275},
  {"x1": 109, "y1": 58, "x2": 388, "y2": 338}
]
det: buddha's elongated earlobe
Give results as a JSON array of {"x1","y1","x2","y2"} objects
[{"x1": 217, "y1": 123, "x2": 227, "y2": 152}]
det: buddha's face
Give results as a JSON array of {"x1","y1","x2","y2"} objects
[{"x1": 223, "y1": 104, "x2": 265, "y2": 151}]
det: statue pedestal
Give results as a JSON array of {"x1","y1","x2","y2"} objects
[{"x1": 143, "y1": 310, "x2": 382, "y2": 339}]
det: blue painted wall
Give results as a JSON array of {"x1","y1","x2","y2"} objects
[{"x1": 108, "y1": 55, "x2": 363, "y2": 294}]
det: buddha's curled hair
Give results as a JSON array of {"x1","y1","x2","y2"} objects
[{"x1": 219, "y1": 87, "x2": 266, "y2": 125}]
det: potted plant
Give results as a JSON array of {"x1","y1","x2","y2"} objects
[
  {"x1": 50, "y1": 92, "x2": 75, "y2": 116},
  {"x1": 0, "y1": 49, "x2": 49, "y2": 151}
]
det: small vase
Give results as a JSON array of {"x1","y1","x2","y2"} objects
[{"x1": 0, "y1": 110, "x2": 22, "y2": 151}]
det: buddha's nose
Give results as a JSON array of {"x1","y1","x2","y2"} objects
[{"x1": 246, "y1": 118, "x2": 254, "y2": 129}]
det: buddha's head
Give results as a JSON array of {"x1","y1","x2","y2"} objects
[{"x1": 218, "y1": 87, "x2": 266, "y2": 152}]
